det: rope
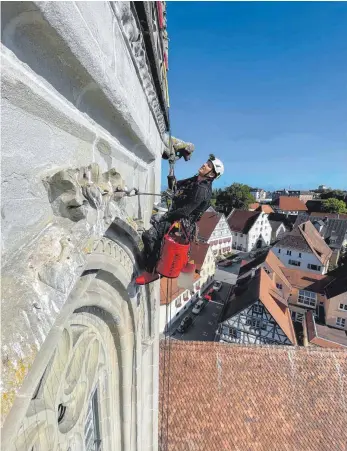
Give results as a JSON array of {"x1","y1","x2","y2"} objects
[{"x1": 160, "y1": 129, "x2": 174, "y2": 451}]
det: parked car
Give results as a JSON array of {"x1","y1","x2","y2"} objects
[
  {"x1": 250, "y1": 252, "x2": 256, "y2": 258},
  {"x1": 213, "y1": 281, "x2": 223, "y2": 291},
  {"x1": 233, "y1": 257, "x2": 241, "y2": 263},
  {"x1": 192, "y1": 299, "x2": 206, "y2": 315},
  {"x1": 177, "y1": 316, "x2": 193, "y2": 333}
]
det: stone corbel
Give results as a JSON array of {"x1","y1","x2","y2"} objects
[
  {"x1": 43, "y1": 163, "x2": 125, "y2": 224},
  {"x1": 162, "y1": 135, "x2": 195, "y2": 162}
]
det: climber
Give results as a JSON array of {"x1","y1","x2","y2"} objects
[{"x1": 136, "y1": 155, "x2": 224, "y2": 285}]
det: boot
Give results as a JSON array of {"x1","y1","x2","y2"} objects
[{"x1": 135, "y1": 271, "x2": 160, "y2": 285}]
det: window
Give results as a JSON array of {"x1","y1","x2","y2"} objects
[
  {"x1": 339, "y1": 303, "x2": 347, "y2": 311},
  {"x1": 278, "y1": 249, "x2": 281, "y2": 254},
  {"x1": 298, "y1": 253, "x2": 302, "y2": 258},
  {"x1": 85, "y1": 389, "x2": 101, "y2": 451},
  {"x1": 298, "y1": 290, "x2": 317, "y2": 307},
  {"x1": 286, "y1": 250, "x2": 292, "y2": 256},
  {"x1": 307, "y1": 263, "x2": 321, "y2": 271},
  {"x1": 222, "y1": 326, "x2": 240, "y2": 339},
  {"x1": 336, "y1": 317, "x2": 346, "y2": 327},
  {"x1": 240, "y1": 234, "x2": 243, "y2": 238},
  {"x1": 276, "y1": 283, "x2": 283, "y2": 290},
  {"x1": 246, "y1": 318, "x2": 266, "y2": 330},
  {"x1": 288, "y1": 259, "x2": 301, "y2": 267},
  {"x1": 253, "y1": 305, "x2": 263, "y2": 314},
  {"x1": 291, "y1": 311, "x2": 304, "y2": 323}
]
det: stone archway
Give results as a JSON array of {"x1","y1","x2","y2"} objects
[
  {"x1": 256, "y1": 239, "x2": 262, "y2": 249},
  {"x1": 5, "y1": 225, "x2": 156, "y2": 451}
]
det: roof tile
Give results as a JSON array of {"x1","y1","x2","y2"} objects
[{"x1": 159, "y1": 341, "x2": 347, "y2": 451}]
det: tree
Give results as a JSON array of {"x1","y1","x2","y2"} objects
[
  {"x1": 321, "y1": 198, "x2": 347, "y2": 214},
  {"x1": 216, "y1": 183, "x2": 254, "y2": 215},
  {"x1": 320, "y1": 189, "x2": 346, "y2": 201}
]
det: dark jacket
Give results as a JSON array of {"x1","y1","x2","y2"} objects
[{"x1": 164, "y1": 176, "x2": 213, "y2": 223}]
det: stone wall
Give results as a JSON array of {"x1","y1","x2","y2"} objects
[{"x1": 1, "y1": 2, "x2": 166, "y2": 449}]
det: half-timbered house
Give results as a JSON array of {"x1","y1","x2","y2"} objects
[{"x1": 218, "y1": 251, "x2": 297, "y2": 345}]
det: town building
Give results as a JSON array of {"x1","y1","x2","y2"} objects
[
  {"x1": 272, "y1": 221, "x2": 332, "y2": 274},
  {"x1": 227, "y1": 209, "x2": 272, "y2": 252},
  {"x1": 306, "y1": 311, "x2": 347, "y2": 348},
  {"x1": 273, "y1": 196, "x2": 308, "y2": 216},
  {"x1": 295, "y1": 212, "x2": 347, "y2": 266},
  {"x1": 218, "y1": 252, "x2": 297, "y2": 346},
  {"x1": 159, "y1": 243, "x2": 215, "y2": 332},
  {"x1": 160, "y1": 341, "x2": 347, "y2": 451},
  {"x1": 269, "y1": 219, "x2": 287, "y2": 243},
  {"x1": 198, "y1": 211, "x2": 232, "y2": 256},
  {"x1": 248, "y1": 203, "x2": 274, "y2": 214},
  {"x1": 1, "y1": 2, "x2": 170, "y2": 450},
  {"x1": 324, "y1": 267, "x2": 347, "y2": 331},
  {"x1": 250, "y1": 188, "x2": 266, "y2": 201},
  {"x1": 280, "y1": 267, "x2": 332, "y2": 324},
  {"x1": 287, "y1": 190, "x2": 314, "y2": 203}
]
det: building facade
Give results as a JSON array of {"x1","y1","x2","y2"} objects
[
  {"x1": 272, "y1": 222, "x2": 332, "y2": 275},
  {"x1": 198, "y1": 212, "x2": 233, "y2": 256},
  {"x1": 159, "y1": 244, "x2": 215, "y2": 332},
  {"x1": 1, "y1": 2, "x2": 170, "y2": 450},
  {"x1": 228, "y1": 210, "x2": 272, "y2": 252}
]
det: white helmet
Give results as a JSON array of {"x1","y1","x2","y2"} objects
[{"x1": 209, "y1": 157, "x2": 224, "y2": 179}]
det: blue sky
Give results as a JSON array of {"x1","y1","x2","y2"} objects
[{"x1": 162, "y1": 2, "x2": 347, "y2": 191}]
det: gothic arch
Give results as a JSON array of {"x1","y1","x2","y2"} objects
[{"x1": 6, "y1": 221, "x2": 153, "y2": 451}]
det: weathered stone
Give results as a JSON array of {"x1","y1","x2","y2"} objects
[{"x1": 1, "y1": 2, "x2": 167, "y2": 450}]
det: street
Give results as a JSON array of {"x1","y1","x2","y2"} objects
[{"x1": 167, "y1": 281, "x2": 233, "y2": 341}]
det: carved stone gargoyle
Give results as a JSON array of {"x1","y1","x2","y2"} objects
[
  {"x1": 44, "y1": 163, "x2": 125, "y2": 222},
  {"x1": 162, "y1": 135, "x2": 195, "y2": 162}
]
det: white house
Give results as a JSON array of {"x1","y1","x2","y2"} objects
[
  {"x1": 227, "y1": 210, "x2": 272, "y2": 253},
  {"x1": 159, "y1": 243, "x2": 215, "y2": 332},
  {"x1": 251, "y1": 188, "x2": 266, "y2": 201},
  {"x1": 272, "y1": 221, "x2": 332, "y2": 274},
  {"x1": 198, "y1": 211, "x2": 232, "y2": 256}
]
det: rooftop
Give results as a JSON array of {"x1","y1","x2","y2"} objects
[
  {"x1": 306, "y1": 311, "x2": 347, "y2": 348},
  {"x1": 190, "y1": 241, "x2": 211, "y2": 271},
  {"x1": 276, "y1": 196, "x2": 308, "y2": 211},
  {"x1": 159, "y1": 341, "x2": 347, "y2": 451},
  {"x1": 281, "y1": 268, "x2": 331, "y2": 293},
  {"x1": 160, "y1": 273, "x2": 200, "y2": 306},
  {"x1": 276, "y1": 221, "x2": 332, "y2": 264},
  {"x1": 227, "y1": 210, "x2": 260, "y2": 234},
  {"x1": 256, "y1": 204, "x2": 274, "y2": 214},
  {"x1": 198, "y1": 211, "x2": 222, "y2": 240}
]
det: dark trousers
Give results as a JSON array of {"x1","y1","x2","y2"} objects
[{"x1": 142, "y1": 220, "x2": 170, "y2": 272}]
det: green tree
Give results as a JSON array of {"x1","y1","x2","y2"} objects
[
  {"x1": 322, "y1": 198, "x2": 347, "y2": 214},
  {"x1": 320, "y1": 189, "x2": 346, "y2": 201},
  {"x1": 216, "y1": 183, "x2": 254, "y2": 215}
]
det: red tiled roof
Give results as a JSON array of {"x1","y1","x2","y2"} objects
[
  {"x1": 197, "y1": 211, "x2": 221, "y2": 240},
  {"x1": 249, "y1": 202, "x2": 260, "y2": 210},
  {"x1": 259, "y1": 269, "x2": 297, "y2": 344},
  {"x1": 227, "y1": 210, "x2": 260, "y2": 233},
  {"x1": 299, "y1": 221, "x2": 332, "y2": 265},
  {"x1": 190, "y1": 242, "x2": 210, "y2": 271},
  {"x1": 281, "y1": 268, "x2": 331, "y2": 292},
  {"x1": 256, "y1": 204, "x2": 274, "y2": 214},
  {"x1": 278, "y1": 196, "x2": 308, "y2": 211},
  {"x1": 306, "y1": 311, "x2": 347, "y2": 348},
  {"x1": 160, "y1": 341, "x2": 347, "y2": 451}
]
